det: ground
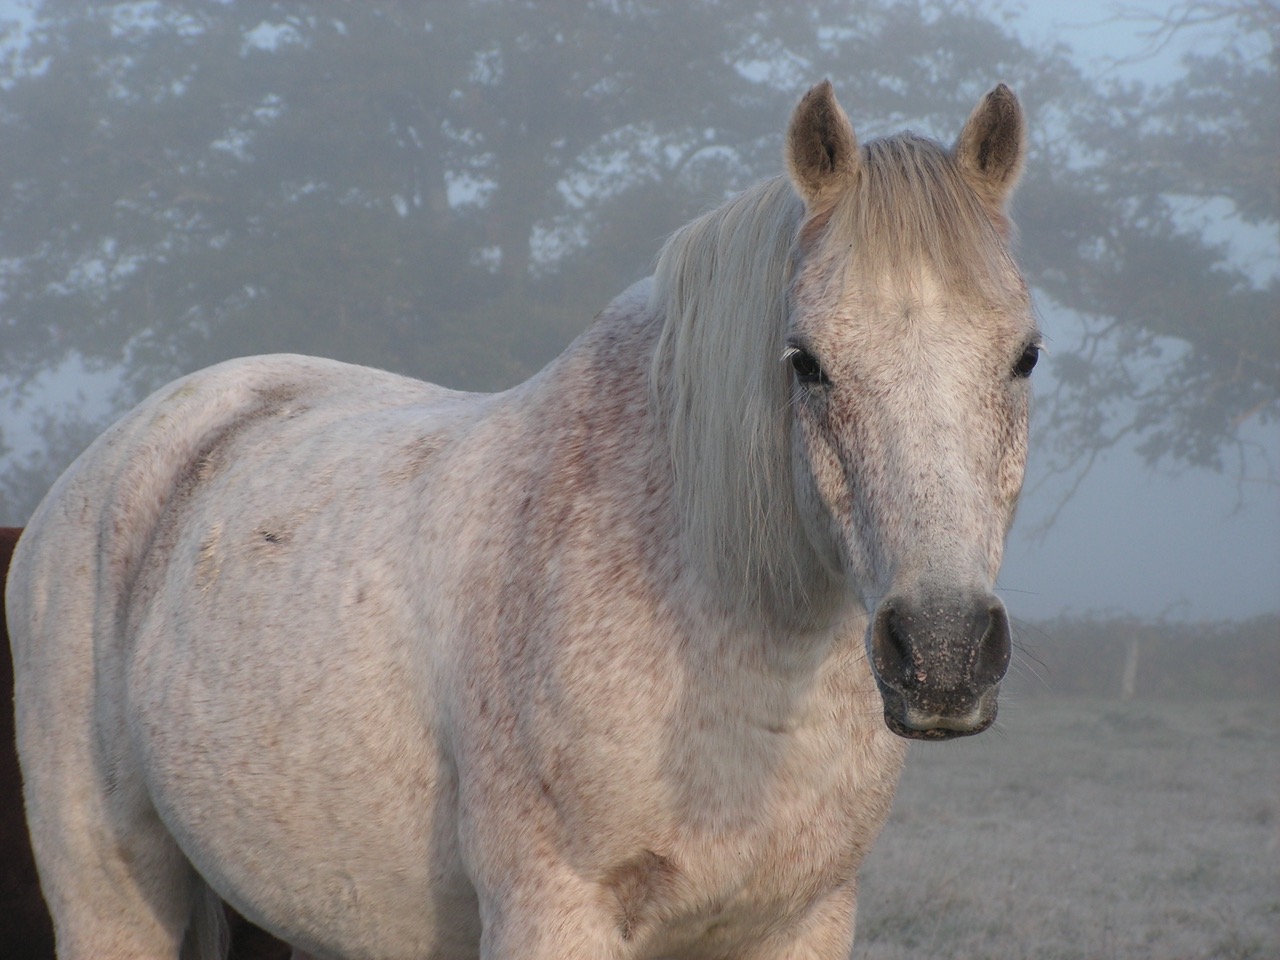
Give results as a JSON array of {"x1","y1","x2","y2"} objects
[{"x1": 857, "y1": 696, "x2": 1279, "y2": 959}]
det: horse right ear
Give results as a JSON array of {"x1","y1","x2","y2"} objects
[
  {"x1": 954, "y1": 84, "x2": 1025, "y2": 215},
  {"x1": 786, "y1": 80, "x2": 861, "y2": 213}
]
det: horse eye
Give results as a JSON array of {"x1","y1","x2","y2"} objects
[
  {"x1": 787, "y1": 347, "x2": 829, "y2": 386},
  {"x1": 1013, "y1": 344, "x2": 1040, "y2": 378}
]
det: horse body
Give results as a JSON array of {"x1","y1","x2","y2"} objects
[{"x1": 8, "y1": 82, "x2": 1036, "y2": 960}]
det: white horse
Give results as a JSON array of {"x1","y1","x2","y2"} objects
[{"x1": 8, "y1": 81, "x2": 1038, "y2": 960}]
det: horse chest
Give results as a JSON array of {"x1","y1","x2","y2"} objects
[
  {"x1": 594, "y1": 786, "x2": 882, "y2": 957},
  {"x1": 592, "y1": 711, "x2": 903, "y2": 954}
]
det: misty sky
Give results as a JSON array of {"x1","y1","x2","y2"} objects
[
  {"x1": 996, "y1": 2, "x2": 1278, "y2": 621},
  {"x1": 0, "y1": 1, "x2": 1275, "y2": 622}
]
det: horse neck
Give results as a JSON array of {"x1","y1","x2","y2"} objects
[{"x1": 506, "y1": 282, "x2": 845, "y2": 643}]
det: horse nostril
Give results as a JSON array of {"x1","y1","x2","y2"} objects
[
  {"x1": 975, "y1": 601, "x2": 1012, "y2": 684},
  {"x1": 871, "y1": 603, "x2": 913, "y2": 684}
]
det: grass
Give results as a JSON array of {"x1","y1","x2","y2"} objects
[{"x1": 855, "y1": 696, "x2": 1279, "y2": 959}]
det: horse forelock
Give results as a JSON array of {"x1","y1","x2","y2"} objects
[{"x1": 829, "y1": 133, "x2": 1024, "y2": 308}]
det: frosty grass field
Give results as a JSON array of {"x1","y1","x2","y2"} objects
[{"x1": 857, "y1": 695, "x2": 1278, "y2": 959}]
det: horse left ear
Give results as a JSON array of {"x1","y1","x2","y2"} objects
[
  {"x1": 786, "y1": 80, "x2": 861, "y2": 213},
  {"x1": 954, "y1": 84, "x2": 1025, "y2": 214}
]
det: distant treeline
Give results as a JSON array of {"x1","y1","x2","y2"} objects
[{"x1": 1009, "y1": 614, "x2": 1279, "y2": 700}]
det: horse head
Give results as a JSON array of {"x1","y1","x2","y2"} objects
[{"x1": 784, "y1": 81, "x2": 1038, "y2": 739}]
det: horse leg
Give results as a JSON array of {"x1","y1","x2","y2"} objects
[
  {"x1": 742, "y1": 884, "x2": 859, "y2": 960},
  {"x1": 475, "y1": 874, "x2": 624, "y2": 960},
  {"x1": 12, "y1": 597, "x2": 211, "y2": 958},
  {"x1": 19, "y1": 728, "x2": 213, "y2": 960},
  {"x1": 476, "y1": 883, "x2": 857, "y2": 960}
]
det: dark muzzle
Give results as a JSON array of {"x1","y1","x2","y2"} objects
[{"x1": 869, "y1": 591, "x2": 1011, "y2": 740}]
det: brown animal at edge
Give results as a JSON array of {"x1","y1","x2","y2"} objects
[{"x1": 1, "y1": 526, "x2": 291, "y2": 960}]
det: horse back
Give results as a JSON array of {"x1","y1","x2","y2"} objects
[{"x1": 14, "y1": 353, "x2": 463, "y2": 619}]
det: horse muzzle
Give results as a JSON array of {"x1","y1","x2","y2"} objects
[{"x1": 868, "y1": 591, "x2": 1011, "y2": 740}]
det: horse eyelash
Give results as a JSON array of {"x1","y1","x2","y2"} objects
[
  {"x1": 1013, "y1": 341, "x2": 1043, "y2": 379},
  {"x1": 783, "y1": 344, "x2": 830, "y2": 386}
]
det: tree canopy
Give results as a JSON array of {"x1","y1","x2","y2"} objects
[
  {"x1": 1025, "y1": 1, "x2": 1278, "y2": 483},
  {"x1": 1, "y1": 0, "x2": 1274, "y2": 522}
]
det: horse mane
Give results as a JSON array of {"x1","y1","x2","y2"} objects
[
  {"x1": 649, "y1": 175, "x2": 817, "y2": 623},
  {"x1": 648, "y1": 132, "x2": 1017, "y2": 624}
]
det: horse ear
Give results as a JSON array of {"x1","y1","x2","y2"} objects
[
  {"x1": 954, "y1": 84, "x2": 1025, "y2": 213},
  {"x1": 786, "y1": 80, "x2": 860, "y2": 213}
]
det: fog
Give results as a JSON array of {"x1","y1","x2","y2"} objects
[
  {"x1": 0, "y1": 6, "x2": 1275, "y2": 958},
  {"x1": 0, "y1": 0, "x2": 1275, "y2": 626},
  {"x1": 1000, "y1": 0, "x2": 1279, "y2": 621}
]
